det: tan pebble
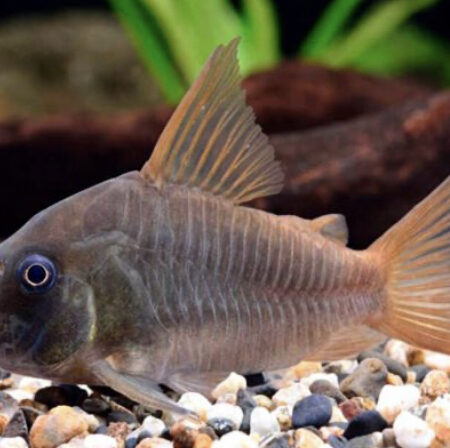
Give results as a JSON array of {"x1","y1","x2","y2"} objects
[
  {"x1": 29, "y1": 405, "x2": 88, "y2": 448},
  {"x1": 359, "y1": 396, "x2": 377, "y2": 411},
  {"x1": 420, "y1": 370, "x2": 450, "y2": 400},
  {"x1": 106, "y1": 421, "x2": 129, "y2": 443},
  {"x1": 215, "y1": 393, "x2": 236, "y2": 405},
  {"x1": 271, "y1": 406, "x2": 292, "y2": 431},
  {"x1": 406, "y1": 371, "x2": 416, "y2": 384},
  {"x1": 252, "y1": 395, "x2": 273, "y2": 410},
  {"x1": 386, "y1": 372, "x2": 403, "y2": 386},
  {"x1": 330, "y1": 406, "x2": 347, "y2": 423},
  {"x1": 212, "y1": 373, "x2": 246, "y2": 400},
  {"x1": 0, "y1": 413, "x2": 10, "y2": 435},
  {"x1": 193, "y1": 433, "x2": 212, "y2": 448},
  {"x1": 288, "y1": 362, "x2": 322, "y2": 380},
  {"x1": 426, "y1": 394, "x2": 450, "y2": 444},
  {"x1": 0, "y1": 377, "x2": 14, "y2": 390},
  {"x1": 294, "y1": 428, "x2": 324, "y2": 447},
  {"x1": 136, "y1": 438, "x2": 172, "y2": 448},
  {"x1": 320, "y1": 425, "x2": 344, "y2": 441}
]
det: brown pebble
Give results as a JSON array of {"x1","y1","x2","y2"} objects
[
  {"x1": 0, "y1": 377, "x2": 14, "y2": 390},
  {"x1": 0, "y1": 413, "x2": 9, "y2": 435},
  {"x1": 171, "y1": 421, "x2": 200, "y2": 448},
  {"x1": 339, "y1": 399, "x2": 363, "y2": 420}
]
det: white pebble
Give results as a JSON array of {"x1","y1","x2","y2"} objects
[
  {"x1": 424, "y1": 351, "x2": 450, "y2": 374},
  {"x1": 215, "y1": 431, "x2": 257, "y2": 448},
  {"x1": 84, "y1": 435, "x2": 117, "y2": 448},
  {"x1": 18, "y1": 376, "x2": 51, "y2": 394},
  {"x1": 384, "y1": 340, "x2": 410, "y2": 366},
  {"x1": 249, "y1": 406, "x2": 280, "y2": 437},
  {"x1": 393, "y1": 411, "x2": 435, "y2": 448},
  {"x1": 212, "y1": 373, "x2": 247, "y2": 399},
  {"x1": 272, "y1": 383, "x2": 310, "y2": 407},
  {"x1": 207, "y1": 403, "x2": 243, "y2": 428},
  {"x1": 376, "y1": 384, "x2": 420, "y2": 424},
  {"x1": 5, "y1": 389, "x2": 33, "y2": 402},
  {"x1": 300, "y1": 373, "x2": 339, "y2": 389},
  {"x1": 142, "y1": 415, "x2": 167, "y2": 437},
  {"x1": 425, "y1": 394, "x2": 450, "y2": 443},
  {"x1": 0, "y1": 437, "x2": 28, "y2": 448}
]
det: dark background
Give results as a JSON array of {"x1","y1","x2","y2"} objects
[{"x1": 1, "y1": 0, "x2": 449, "y2": 55}]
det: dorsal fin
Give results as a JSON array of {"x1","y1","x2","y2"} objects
[
  {"x1": 311, "y1": 214, "x2": 348, "y2": 245},
  {"x1": 141, "y1": 38, "x2": 284, "y2": 204}
]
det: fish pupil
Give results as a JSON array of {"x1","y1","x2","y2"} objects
[{"x1": 26, "y1": 264, "x2": 48, "y2": 286}]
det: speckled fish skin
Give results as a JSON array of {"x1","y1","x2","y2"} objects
[{"x1": 0, "y1": 39, "x2": 448, "y2": 414}]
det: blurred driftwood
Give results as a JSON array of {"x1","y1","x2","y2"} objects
[
  {"x1": 263, "y1": 92, "x2": 450, "y2": 247},
  {"x1": 0, "y1": 63, "x2": 443, "y2": 244}
]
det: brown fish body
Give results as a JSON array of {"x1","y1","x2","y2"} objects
[
  {"x1": 94, "y1": 173, "x2": 383, "y2": 381},
  {"x1": 0, "y1": 39, "x2": 449, "y2": 414}
]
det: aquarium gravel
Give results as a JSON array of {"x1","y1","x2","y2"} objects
[{"x1": 0, "y1": 339, "x2": 448, "y2": 448}]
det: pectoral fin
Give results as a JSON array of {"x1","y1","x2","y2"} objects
[{"x1": 92, "y1": 360, "x2": 193, "y2": 416}]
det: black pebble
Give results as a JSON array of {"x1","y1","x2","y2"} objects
[
  {"x1": 343, "y1": 410, "x2": 387, "y2": 440},
  {"x1": 410, "y1": 364, "x2": 431, "y2": 383},
  {"x1": 236, "y1": 388, "x2": 257, "y2": 433},
  {"x1": 207, "y1": 417, "x2": 235, "y2": 437},
  {"x1": 310, "y1": 379, "x2": 347, "y2": 404},
  {"x1": 107, "y1": 410, "x2": 138, "y2": 425},
  {"x1": 244, "y1": 373, "x2": 266, "y2": 387},
  {"x1": 328, "y1": 435, "x2": 349, "y2": 448},
  {"x1": 265, "y1": 434, "x2": 291, "y2": 448},
  {"x1": 35, "y1": 384, "x2": 88, "y2": 408},
  {"x1": 82, "y1": 397, "x2": 111, "y2": 415},
  {"x1": 358, "y1": 350, "x2": 407, "y2": 382},
  {"x1": 248, "y1": 383, "x2": 277, "y2": 398},
  {"x1": 292, "y1": 394, "x2": 332, "y2": 429}
]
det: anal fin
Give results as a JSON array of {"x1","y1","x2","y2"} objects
[{"x1": 306, "y1": 325, "x2": 387, "y2": 361}]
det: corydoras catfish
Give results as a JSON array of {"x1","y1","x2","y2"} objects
[{"x1": 0, "y1": 40, "x2": 449, "y2": 415}]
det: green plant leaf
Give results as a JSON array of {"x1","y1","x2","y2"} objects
[
  {"x1": 301, "y1": 0, "x2": 366, "y2": 57},
  {"x1": 317, "y1": 0, "x2": 440, "y2": 67},
  {"x1": 107, "y1": 0, "x2": 185, "y2": 104},
  {"x1": 241, "y1": 0, "x2": 280, "y2": 71},
  {"x1": 353, "y1": 25, "x2": 450, "y2": 85}
]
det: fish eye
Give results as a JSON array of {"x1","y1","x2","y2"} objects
[{"x1": 17, "y1": 254, "x2": 57, "y2": 294}]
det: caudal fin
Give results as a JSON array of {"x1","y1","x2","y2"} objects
[{"x1": 370, "y1": 176, "x2": 450, "y2": 354}]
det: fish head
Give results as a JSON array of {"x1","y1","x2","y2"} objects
[{"x1": 0, "y1": 177, "x2": 127, "y2": 377}]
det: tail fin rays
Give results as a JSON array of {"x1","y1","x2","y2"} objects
[{"x1": 370, "y1": 176, "x2": 450, "y2": 354}]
